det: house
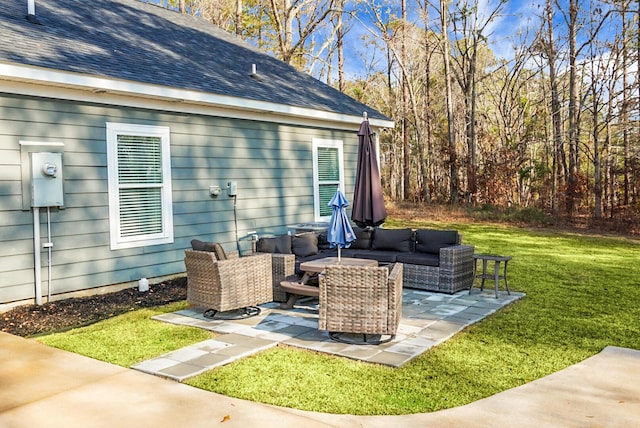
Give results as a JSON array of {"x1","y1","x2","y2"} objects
[{"x1": 0, "y1": 0, "x2": 393, "y2": 308}]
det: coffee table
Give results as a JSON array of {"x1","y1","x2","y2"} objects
[{"x1": 279, "y1": 257, "x2": 378, "y2": 309}]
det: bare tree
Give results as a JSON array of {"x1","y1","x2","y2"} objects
[
  {"x1": 441, "y1": 0, "x2": 458, "y2": 203},
  {"x1": 557, "y1": 0, "x2": 612, "y2": 214},
  {"x1": 449, "y1": 0, "x2": 507, "y2": 204},
  {"x1": 401, "y1": 0, "x2": 410, "y2": 200},
  {"x1": 267, "y1": 0, "x2": 336, "y2": 65},
  {"x1": 236, "y1": 0, "x2": 243, "y2": 36},
  {"x1": 584, "y1": 30, "x2": 617, "y2": 219}
]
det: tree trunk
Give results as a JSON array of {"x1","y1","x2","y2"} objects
[
  {"x1": 401, "y1": 0, "x2": 410, "y2": 200},
  {"x1": 621, "y1": 5, "x2": 630, "y2": 206},
  {"x1": 546, "y1": 0, "x2": 563, "y2": 215},
  {"x1": 441, "y1": 0, "x2": 457, "y2": 203},
  {"x1": 337, "y1": 0, "x2": 345, "y2": 92},
  {"x1": 566, "y1": 0, "x2": 579, "y2": 215},
  {"x1": 236, "y1": 0, "x2": 243, "y2": 36},
  {"x1": 422, "y1": 7, "x2": 432, "y2": 202},
  {"x1": 592, "y1": 79, "x2": 602, "y2": 220}
]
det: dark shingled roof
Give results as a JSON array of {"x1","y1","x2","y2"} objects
[{"x1": 0, "y1": 0, "x2": 388, "y2": 121}]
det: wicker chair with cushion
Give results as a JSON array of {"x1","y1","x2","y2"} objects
[
  {"x1": 184, "y1": 245, "x2": 273, "y2": 319},
  {"x1": 319, "y1": 262, "x2": 403, "y2": 344}
]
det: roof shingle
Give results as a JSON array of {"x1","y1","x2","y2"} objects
[{"x1": 0, "y1": 0, "x2": 387, "y2": 121}]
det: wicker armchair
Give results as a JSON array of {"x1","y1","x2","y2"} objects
[
  {"x1": 319, "y1": 263, "x2": 403, "y2": 344},
  {"x1": 184, "y1": 250, "x2": 273, "y2": 318},
  {"x1": 268, "y1": 253, "x2": 295, "y2": 303}
]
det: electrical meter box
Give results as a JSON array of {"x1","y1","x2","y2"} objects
[{"x1": 31, "y1": 152, "x2": 64, "y2": 207}]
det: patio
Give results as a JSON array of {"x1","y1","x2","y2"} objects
[{"x1": 133, "y1": 288, "x2": 524, "y2": 381}]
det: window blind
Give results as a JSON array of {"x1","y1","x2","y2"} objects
[
  {"x1": 117, "y1": 135, "x2": 164, "y2": 237},
  {"x1": 317, "y1": 147, "x2": 340, "y2": 217}
]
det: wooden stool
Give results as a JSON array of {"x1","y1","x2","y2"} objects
[{"x1": 470, "y1": 254, "x2": 512, "y2": 298}]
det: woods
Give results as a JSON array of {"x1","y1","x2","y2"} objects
[{"x1": 152, "y1": 0, "x2": 639, "y2": 221}]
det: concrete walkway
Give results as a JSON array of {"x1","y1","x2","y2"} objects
[{"x1": 1, "y1": 332, "x2": 639, "y2": 427}]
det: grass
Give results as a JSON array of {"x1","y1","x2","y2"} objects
[
  {"x1": 37, "y1": 220, "x2": 640, "y2": 415},
  {"x1": 38, "y1": 301, "x2": 213, "y2": 366}
]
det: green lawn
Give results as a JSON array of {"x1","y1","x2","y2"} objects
[
  {"x1": 38, "y1": 302, "x2": 213, "y2": 366},
  {"x1": 38, "y1": 220, "x2": 640, "y2": 415}
]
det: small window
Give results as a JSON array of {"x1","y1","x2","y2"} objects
[
  {"x1": 107, "y1": 123, "x2": 173, "y2": 250},
  {"x1": 312, "y1": 139, "x2": 344, "y2": 221}
]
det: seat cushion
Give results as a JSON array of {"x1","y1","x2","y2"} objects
[
  {"x1": 371, "y1": 228, "x2": 413, "y2": 252},
  {"x1": 415, "y1": 230, "x2": 458, "y2": 255},
  {"x1": 348, "y1": 249, "x2": 399, "y2": 264},
  {"x1": 396, "y1": 253, "x2": 440, "y2": 267}
]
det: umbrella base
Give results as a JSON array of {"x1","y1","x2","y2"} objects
[
  {"x1": 328, "y1": 331, "x2": 395, "y2": 345},
  {"x1": 202, "y1": 306, "x2": 261, "y2": 320}
]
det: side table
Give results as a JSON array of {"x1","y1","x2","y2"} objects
[{"x1": 470, "y1": 254, "x2": 512, "y2": 298}]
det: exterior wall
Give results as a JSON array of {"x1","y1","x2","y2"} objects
[{"x1": 0, "y1": 93, "x2": 358, "y2": 305}]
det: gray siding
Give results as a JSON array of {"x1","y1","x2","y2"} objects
[{"x1": 0, "y1": 94, "x2": 358, "y2": 304}]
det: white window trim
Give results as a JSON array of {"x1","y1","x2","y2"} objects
[
  {"x1": 312, "y1": 138, "x2": 344, "y2": 222},
  {"x1": 106, "y1": 122, "x2": 174, "y2": 250}
]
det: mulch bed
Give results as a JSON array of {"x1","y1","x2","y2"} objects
[{"x1": 0, "y1": 277, "x2": 187, "y2": 337}]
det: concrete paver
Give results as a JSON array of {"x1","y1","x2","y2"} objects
[{"x1": 134, "y1": 289, "x2": 524, "y2": 381}]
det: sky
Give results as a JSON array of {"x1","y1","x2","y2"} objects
[{"x1": 140, "y1": 0, "x2": 627, "y2": 81}]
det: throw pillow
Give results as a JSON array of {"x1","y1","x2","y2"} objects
[
  {"x1": 256, "y1": 235, "x2": 292, "y2": 254},
  {"x1": 292, "y1": 232, "x2": 319, "y2": 257},
  {"x1": 350, "y1": 227, "x2": 373, "y2": 250},
  {"x1": 371, "y1": 228, "x2": 413, "y2": 252},
  {"x1": 191, "y1": 239, "x2": 218, "y2": 257},
  {"x1": 415, "y1": 230, "x2": 458, "y2": 254},
  {"x1": 317, "y1": 232, "x2": 331, "y2": 250}
]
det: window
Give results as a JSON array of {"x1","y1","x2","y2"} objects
[
  {"x1": 312, "y1": 139, "x2": 344, "y2": 221},
  {"x1": 106, "y1": 123, "x2": 173, "y2": 250}
]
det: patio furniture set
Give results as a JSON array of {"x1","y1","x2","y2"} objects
[{"x1": 185, "y1": 229, "x2": 511, "y2": 344}]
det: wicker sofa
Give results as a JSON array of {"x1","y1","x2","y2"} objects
[{"x1": 255, "y1": 228, "x2": 475, "y2": 300}]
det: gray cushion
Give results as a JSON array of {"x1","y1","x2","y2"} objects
[
  {"x1": 415, "y1": 230, "x2": 458, "y2": 255},
  {"x1": 191, "y1": 239, "x2": 218, "y2": 256},
  {"x1": 292, "y1": 233, "x2": 318, "y2": 257},
  {"x1": 256, "y1": 235, "x2": 292, "y2": 254},
  {"x1": 190, "y1": 240, "x2": 227, "y2": 260},
  {"x1": 371, "y1": 228, "x2": 413, "y2": 252},
  {"x1": 348, "y1": 249, "x2": 398, "y2": 263},
  {"x1": 350, "y1": 227, "x2": 373, "y2": 250},
  {"x1": 317, "y1": 232, "x2": 331, "y2": 250},
  {"x1": 396, "y1": 252, "x2": 440, "y2": 267}
]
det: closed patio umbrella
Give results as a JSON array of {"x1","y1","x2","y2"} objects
[
  {"x1": 351, "y1": 117, "x2": 387, "y2": 228},
  {"x1": 327, "y1": 189, "x2": 356, "y2": 262}
]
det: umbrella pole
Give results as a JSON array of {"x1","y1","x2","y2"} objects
[{"x1": 338, "y1": 247, "x2": 341, "y2": 263}]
